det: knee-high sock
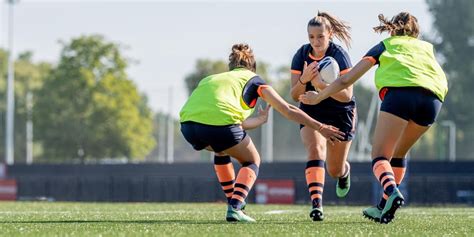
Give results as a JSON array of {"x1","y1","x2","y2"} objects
[
  {"x1": 214, "y1": 155, "x2": 235, "y2": 204},
  {"x1": 372, "y1": 157, "x2": 397, "y2": 205},
  {"x1": 391, "y1": 157, "x2": 407, "y2": 185},
  {"x1": 378, "y1": 157, "x2": 407, "y2": 208},
  {"x1": 306, "y1": 160, "x2": 325, "y2": 208},
  {"x1": 229, "y1": 162, "x2": 259, "y2": 210}
]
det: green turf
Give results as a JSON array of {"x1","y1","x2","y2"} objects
[{"x1": 0, "y1": 202, "x2": 472, "y2": 236}]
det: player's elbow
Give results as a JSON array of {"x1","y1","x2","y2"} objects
[
  {"x1": 273, "y1": 103, "x2": 292, "y2": 119},
  {"x1": 282, "y1": 104, "x2": 300, "y2": 120}
]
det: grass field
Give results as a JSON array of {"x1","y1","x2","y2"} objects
[{"x1": 0, "y1": 202, "x2": 473, "y2": 236}]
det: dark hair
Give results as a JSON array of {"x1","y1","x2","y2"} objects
[
  {"x1": 228, "y1": 43, "x2": 256, "y2": 72},
  {"x1": 373, "y1": 12, "x2": 420, "y2": 38},
  {"x1": 307, "y1": 11, "x2": 352, "y2": 48}
]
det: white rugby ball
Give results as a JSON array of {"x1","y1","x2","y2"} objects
[{"x1": 318, "y1": 56, "x2": 340, "y2": 84}]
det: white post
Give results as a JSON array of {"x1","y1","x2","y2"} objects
[
  {"x1": 158, "y1": 112, "x2": 166, "y2": 163},
  {"x1": 166, "y1": 86, "x2": 174, "y2": 164},
  {"x1": 26, "y1": 92, "x2": 33, "y2": 164},
  {"x1": 355, "y1": 91, "x2": 378, "y2": 162},
  {"x1": 440, "y1": 120, "x2": 456, "y2": 162},
  {"x1": 261, "y1": 108, "x2": 273, "y2": 162},
  {"x1": 5, "y1": 0, "x2": 17, "y2": 165}
]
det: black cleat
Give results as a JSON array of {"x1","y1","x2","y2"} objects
[
  {"x1": 309, "y1": 207, "x2": 324, "y2": 221},
  {"x1": 380, "y1": 189, "x2": 405, "y2": 224}
]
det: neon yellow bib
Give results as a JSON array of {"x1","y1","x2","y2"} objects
[
  {"x1": 375, "y1": 36, "x2": 448, "y2": 101},
  {"x1": 180, "y1": 68, "x2": 256, "y2": 125}
]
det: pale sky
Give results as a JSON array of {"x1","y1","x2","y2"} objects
[{"x1": 0, "y1": 0, "x2": 433, "y2": 118}]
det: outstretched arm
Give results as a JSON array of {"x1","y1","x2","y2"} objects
[
  {"x1": 299, "y1": 59, "x2": 373, "y2": 105},
  {"x1": 259, "y1": 86, "x2": 345, "y2": 144}
]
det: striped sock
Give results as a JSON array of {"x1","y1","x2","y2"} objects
[
  {"x1": 391, "y1": 157, "x2": 407, "y2": 185},
  {"x1": 229, "y1": 162, "x2": 259, "y2": 210},
  {"x1": 372, "y1": 157, "x2": 397, "y2": 206},
  {"x1": 378, "y1": 157, "x2": 407, "y2": 209},
  {"x1": 213, "y1": 155, "x2": 235, "y2": 204},
  {"x1": 305, "y1": 160, "x2": 325, "y2": 209}
]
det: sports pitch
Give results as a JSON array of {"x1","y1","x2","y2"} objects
[{"x1": 0, "y1": 202, "x2": 472, "y2": 236}]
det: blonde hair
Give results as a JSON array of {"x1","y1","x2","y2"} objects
[
  {"x1": 228, "y1": 43, "x2": 256, "y2": 72},
  {"x1": 308, "y1": 11, "x2": 352, "y2": 48},
  {"x1": 373, "y1": 12, "x2": 420, "y2": 38}
]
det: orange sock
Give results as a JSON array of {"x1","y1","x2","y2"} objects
[
  {"x1": 229, "y1": 162, "x2": 259, "y2": 210},
  {"x1": 305, "y1": 160, "x2": 325, "y2": 208},
  {"x1": 391, "y1": 157, "x2": 407, "y2": 185},
  {"x1": 214, "y1": 155, "x2": 235, "y2": 203},
  {"x1": 372, "y1": 157, "x2": 397, "y2": 198},
  {"x1": 378, "y1": 157, "x2": 407, "y2": 208}
]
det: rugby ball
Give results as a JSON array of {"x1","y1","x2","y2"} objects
[{"x1": 318, "y1": 56, "x2": 340, "y2": 84}]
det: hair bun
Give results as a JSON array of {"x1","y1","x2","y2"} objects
[
  {"x1": 228, "y1": 43, "x2": 256, "y2": 72},
  {"x1": 232, "y1": 43, "x2": 250, "y2": 54}
]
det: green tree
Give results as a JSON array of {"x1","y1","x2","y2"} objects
[
  {"x1": 0, "y1": 49, "x2": 51, "y2": 163},
  {"x1": 426, "y1": 0, "x2": 474, "y2": 159},
  {"x1": 34, "y1": 35, "x2": 155, "y2": 162},
  {"x1": 184, "y1": 59, "x2": 227, "y2": 95},
  {"x1": 184, "y1": 59, "x2": 272, "y2": 95}
]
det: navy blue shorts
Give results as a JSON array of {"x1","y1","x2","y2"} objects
[
  {"x1": 380, "y1": 87, "x2": 442, "y2": 126},
  {"x1": 180, "y1": 122, "x2": 246, "y2": 153},
  {"x1": 300, "y1": 107, "x2": 357, "y2": 141}
]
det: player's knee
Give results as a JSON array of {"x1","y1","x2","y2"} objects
[
  {"x1": 242, "y1": 154, "x2": 260, "y2": 167},
  {"x1": 371, "y1": 149, "x2": 393, "y2": 160},
  {"x1": 253, "y1": 157, "x2": 261, "y2": 167},
  {"x1": 306, "y1": 145, "x2": 326, "y2": 160},
  {"x1": 242, "y1": 162, "x2": 259, "y2": 176},
  {"x1": 393, "y1": 151, "x2": 408, "y2": 158},
  {"x1": 307, "y1": 153, "x2": 325, "y2": 161}
]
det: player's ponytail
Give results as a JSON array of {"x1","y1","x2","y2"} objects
[
  {"x1": 228, "y1": 43, "x2": 257, "y2": 72},
  {"x1": 308, "y1": 11, "x2": 352, "y2": 48},
  {"x1": 373, "y1": 12, "x2": 420, "y2": 38}
]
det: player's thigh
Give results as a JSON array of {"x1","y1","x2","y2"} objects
[
  {"x1": 300, "y1": 126, "x2": 326, "y2": 160},
  {"x1": 371, "y1": 111, "x2": 408, "y2": 159},
  {"x1": 393, "y1": 120, "x2": 430, "y2": 158},
  {"x1": 326, "y1": 140, "x2": 352, "y2": 178},
  {"x1": 222, "y1": 135, "x2": 261, "y2": 166}
]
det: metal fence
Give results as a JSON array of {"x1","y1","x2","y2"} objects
[{"x1": 7, "y1": 161, "x2": 474, "y2": 205}]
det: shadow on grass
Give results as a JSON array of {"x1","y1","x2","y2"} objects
[
  {"x1": 0, "y1": 220, "x2": 224, "y2": 225},
  {"x1": 0, "y1": 219, "x2": 370, "y2": 225}
]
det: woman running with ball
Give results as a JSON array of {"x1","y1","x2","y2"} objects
[{"x1": 290, "y1": 11, "x2": 356, "y2": 221}]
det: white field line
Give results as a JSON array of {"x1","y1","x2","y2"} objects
[{"x1": 264, "y1": 210, "x2": 304, "y2": 215}]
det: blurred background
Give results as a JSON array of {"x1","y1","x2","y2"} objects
[{"x1": 0, "y1": 0, "x2": 472, "y2": 205}]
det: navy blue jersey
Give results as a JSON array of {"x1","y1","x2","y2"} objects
[
  {"x1": 291, "y1": 42, "x2": 355, "y2": 111},
  {"x1": 363, "y1": 42, "x2": 386, "y2": 65}
]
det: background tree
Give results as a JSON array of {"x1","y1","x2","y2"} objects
[
  {"x1": 184, "y1": 59, "x2": 272, "y2": 95},
  {"x1": 425, "y1": 0, "x2": 474, "y2": 159},
  {"x1": 0, "y1": 49, "x2": 51, "y2": 163},
  {"x1": 34, "y1": 35, "x2": 155, "y2": 162},
  {"x1": 184, "y1": 59, "x2": 227, "y2": 95}
]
